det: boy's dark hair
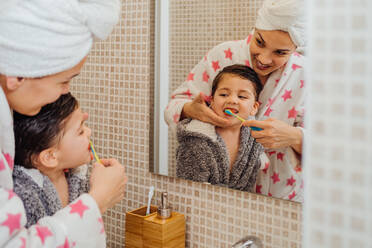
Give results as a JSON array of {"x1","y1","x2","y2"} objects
[
  {"x1": 211, "y1": 64, "x2": 263, "y2": 100},
  {"x1": 14, "y1": 93, "x2": 78, "y2": 168}
]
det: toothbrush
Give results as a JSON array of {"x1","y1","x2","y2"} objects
[
  {"x1": 89, "y1": 140, "x2": 102, "y2": 164},
  {"x1": 224, "y1": 109, "x2": 262, "y2": 131},
  {"x1": 146, "y1": 186, "x2": 155, "y2": 215}
]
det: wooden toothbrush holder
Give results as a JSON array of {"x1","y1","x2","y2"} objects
[{"x1": 125, "y1": 205, "x2": 158, "y2": 248}]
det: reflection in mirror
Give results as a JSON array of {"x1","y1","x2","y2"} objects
[{"x1": 153, "y1": 0, "x2": 306, "y2": 203}]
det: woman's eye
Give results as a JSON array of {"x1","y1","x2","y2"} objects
[
  {"x1": 255, "y1": 38, "x2": 263, "y2": 47},
  {"x1": 239, "y1": 95, "x2": 248, "y2": 99},
  {"x1": 219, "y1": 93, "x2": 227, "y2": 97},
  {"x1": 275, "y1": 50, "x2": 287, "y2": 56}
]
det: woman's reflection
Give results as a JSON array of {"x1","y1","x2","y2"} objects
[{"x1": 165, "y1": 0, "x2": 306, "y2": 202}]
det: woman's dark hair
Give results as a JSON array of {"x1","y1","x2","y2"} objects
[
  {"x1": 211, "y1": 64, "x2": 263, "y2": 100},
  {"x1": 14, "y1": 93, "x2": 78, "y2": 168}
]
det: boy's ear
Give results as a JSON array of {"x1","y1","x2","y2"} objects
[
  {"x1": 249, "y1": 101, "x2": 260, "y2": 116},
  {"x1": 37, "y1": 148, "x2": 59, "y2": 168},
  {"x1": 5, "y1": 76, "x2": 24, "y2": 91}
]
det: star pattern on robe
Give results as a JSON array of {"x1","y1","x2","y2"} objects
[
  {"x1": 256, "y1": 184, "x2": 262, "y2": 194},
  {"x1": 268, "y1": 151, "x2": 276, "y2": 156},
  {"x1": 274, "y1": 79, "x2": 280, "y2": 87},
  {"x1": 202, "y1": 71, "x2": 209, "y2": 83},
  {"x1": 98, "y1": 218, "x2": 105, "y2": 234},
  {"x1": 187, "y1": 72, "x2": 194, "y2": 81},
  {"x1": 262, "y1": 167, "x2": 268, "y2": 174},
  {"x1": 288, "y1": 107, "x2": 298, "y2": 119},
  {"x1": 245, "y1": 60, "x2": 251, "y2": 67},
  {"x1": 293, "y1": 52, "x2": 301, "y2": 57},
  {"x1": 57, "y1": 238, "x2": 70, "y2": 248},
  {"x1": 263, "y1": 162, "x2": 270, "y2": 170},
  {"x1": 36, "y1": 226, "x2": 53, "y2": 245},
  {"x1": 271, "y1": 172, "x2": 280, "y2": 184},
  {"x1": 20, "y1": 237, "x2": 26, "y2": 248},
  {"x1": 246, "y1": 34, "x2": 252, "y2": 44},
  {"x1": 286, "y1": 176, "x2": 296, "y2": 186},
  {"x1": 224, "y1": 48, "x2": 233, "y2": 60},
  {"x1": 292, "y1": 64, "x2": 302, "y2": 71},
  {"x1": 3, "y1": 153, "x2": 14, "y2": 170},
  {"x1": 264, "y1": 107, "x2": 273, "y2": 117},
  {"x1": 288, "y1": 191, "x2": 296, "y2": 200},
  {"x1": 266, "y1": 98, "x2": 275, "y2": 107},
  {"x1": 281, "y1": 89, "x2": 292, "y2": 102},
  {"x1": 1, "y1": 213, "x2": 21, "y2": 235},
  {"x1": 69, "y1": 199, "x2": 89, "y2": 218},
  {"x1": 182, "y1": 89, "x2": 193, "y2": 99},
  {"x1": 212, "y1": 60, "x2": 220, "y2": 72},
  {"x1": 8, "y1": 189, "x2": 16, "y2": 200},
  {"x1": 268, "y1": 192, "x2": 272, "y2": 197},
  {"x1": 0, "y1": 159, "x2": 5, "y2": 171},
  {"x1": 300, "y1": 80, "x2": 304, "y2": 88},
  {"x1": 277, "y1": 152, "x2": 284, "y2": 161},
  {"x1": 173, "y1": 113, "x2": 180, "y2": 124}
]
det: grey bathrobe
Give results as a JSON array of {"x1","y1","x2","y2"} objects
[
  {"x1": 13, "y1": 164, "x2": 89, "y2": 227},
  {"x1": 176, "y1": 119, "x2": 264, "y2": 192}
]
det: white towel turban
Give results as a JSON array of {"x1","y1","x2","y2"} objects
[
  {"x1": 255, "y1": 0, "x2": 306, "y2": 54},
  {"x1": 0, "y1": 0, "x2": 121, "y2": 77}
]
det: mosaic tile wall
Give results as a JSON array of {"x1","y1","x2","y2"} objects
[
  {"x1": 71, "y1": 0, "x2": 303, "y2": 247},
  {"x1": 304, "y1": 0, "x2": 372, "y2": 247},
  {"x1": 167, "y1": 0, "x2": 263, "y2": 177}
]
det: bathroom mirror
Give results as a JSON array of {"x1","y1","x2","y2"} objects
[{"x1": 152, "y1": 0, "x2": 305, "y2": 202}]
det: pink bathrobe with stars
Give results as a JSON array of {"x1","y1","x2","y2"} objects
[
  {"x1": 165, "y1": 33, "x2": 306, "y2": 202},
  {"x1": 0, "y1": 88, "x2": 106, "y2": 247}
]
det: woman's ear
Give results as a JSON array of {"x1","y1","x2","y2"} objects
[
  {"x1": 37, "y1": 148, "x2": 59, "y2": 169},
  {"x1": 249, "y1": 101, "x2": 260, "y2": 116},
  {"x1": 5, "y1": 76, "x2": 24, "y2": 91}
]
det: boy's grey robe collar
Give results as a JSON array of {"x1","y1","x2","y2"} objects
[
  {"x1": 176, "y1": 118, "x2": 264, "y2": 192},
  {"x1": 12, "y1": 164, "x2": 89, "y2": 227}
]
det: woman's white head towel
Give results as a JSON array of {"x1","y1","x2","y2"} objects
[
  {"x1": 255, "y1": 0, "x2": 306, "y2": 53},
  {"x1": 0, "y1": 0, "x2": 121, "y2": 77}
]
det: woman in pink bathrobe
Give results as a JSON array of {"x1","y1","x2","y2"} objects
[
  {"x1": 165, "y1": 0, "x2": 307, "y2": 202},
  {"x1": 0, "y1": 1, "x2": 127, "y2": 247}
]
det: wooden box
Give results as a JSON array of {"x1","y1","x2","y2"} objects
[
  {"x1": 125, "y1": 206, "x2": 185, "y2": 248},
  {"x1": 125, "y1": 205, "x2": 157, "y2": 248},
  {"x1": 143, "y1": 212, "x2": 185, "y2": 248}
]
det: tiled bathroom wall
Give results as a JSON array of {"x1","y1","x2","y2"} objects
[
  {"x1": 304, "y1": 0, "x2": 372, "y2": 247},
  {"x1": 71, "y1": 0, "x2": 303, "y2": 247}
]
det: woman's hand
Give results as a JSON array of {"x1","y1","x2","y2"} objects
[
  {"x1": 182, "y1": 92, "x2": 231, "y2": 128},
  {"x1": 243, "y1": 118, "x2": 303, "y2": 154},
  {"x1": 88, "y1": 158, "x2": 127, "y2": 214}
]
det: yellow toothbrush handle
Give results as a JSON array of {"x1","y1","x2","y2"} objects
[
  {"x1": 235, "y1": 115, "x2": 246, "y2": 122},
  {"x1": 89, "y1": 141, "x2": 102, "y2": 164}
]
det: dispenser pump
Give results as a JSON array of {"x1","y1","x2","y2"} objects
[{"x1": 157, "y1": 192, "x2": 172, "y2": 219}]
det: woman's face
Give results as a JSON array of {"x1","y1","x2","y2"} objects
[
  {"x1": 250, "y1": 29, "x2": 296, "y2": 78},
  {"x1": 4, "y1": 58, "x2": 86, "y2": 116}
]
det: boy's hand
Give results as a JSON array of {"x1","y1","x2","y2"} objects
[
  {"x1": 89, "y1": 158, "x2": 127, "y2": 214},
  {"x1": 182, "y1": 92, "x2": 231, "y2": 128}
]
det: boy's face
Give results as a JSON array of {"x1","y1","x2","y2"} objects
[
  {"x1": 210, "y1": 74, "x2": 259, "y2": 126},
  {"x1": 53, "y1": 107, "x2": 92, "y2": 169},
  {"x1": 4, "y1": 58, "x2": 86, "y2": 116}
]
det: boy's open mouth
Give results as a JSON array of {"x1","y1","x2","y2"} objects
[{"x1": 224, "y1": 108, "x2": 239, "y2": 114}]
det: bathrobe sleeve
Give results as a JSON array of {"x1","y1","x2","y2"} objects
[
  {"x1": 176, "y1": 138, "x2": 215, "y2": 183},
  {"x1": 0, "y1": 89, "x2": 106, "y2": 248}
]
